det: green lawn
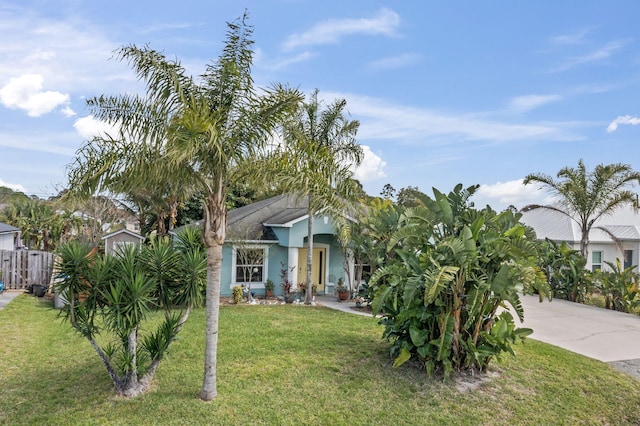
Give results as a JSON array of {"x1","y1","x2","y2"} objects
[{"x1": 2, "y1": 295, "x2": 640, "y2": 425}]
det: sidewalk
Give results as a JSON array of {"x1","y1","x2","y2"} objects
[
  {"x1": 0, "y1": 290, "x2": 23, "y2": 310},
  {"x1": 315, "y1": 294, "x2": 373, "y2": 317}
]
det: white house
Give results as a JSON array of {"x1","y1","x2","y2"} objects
[
  {"x1": 0, "y1": 222, "x2": 20, "y2": 251},
  {"x1": 520, "y1": 205, "x2": 640, "y2": 272}
]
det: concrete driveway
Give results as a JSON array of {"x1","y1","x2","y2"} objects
[
  {"x1": 518, "y1": 294, "x2": 640, "y2": 363},
  {"x1": 321, "y1": 293, "x2": 640, "y2": 378}
]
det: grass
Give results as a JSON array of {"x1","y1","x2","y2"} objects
[{"x1": 2, "y1": 295, "x2": 640, "y2": 425}]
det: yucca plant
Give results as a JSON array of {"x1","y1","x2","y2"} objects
[{"x1": 55, "y1": 230, "x2": 206, "y2": 397}]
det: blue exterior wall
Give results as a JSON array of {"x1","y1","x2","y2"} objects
[
  {"x1": 219, "y1": 214, "x2": 346, "y2": 297},
  {"x1": 221, "y1": 244, "x2": 234, "y2": 296}
]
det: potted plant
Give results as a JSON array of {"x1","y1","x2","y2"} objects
[
  {"x1": 265, "y1": 279, "x2": 275, "y2": 297},
  {"x1": 336, "y1": 278, "x2": 348, "y2": 301}
]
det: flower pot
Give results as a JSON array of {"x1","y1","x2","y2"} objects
[
  {"x1": 266, "y1": 290, "x2": 273, "y2": 298},
  {"x1": 337, "y1": 289, "x2": 348, "y2": 301},
  {"x1": 32, "y1": 284, "x2": 48, "y2": 297}
]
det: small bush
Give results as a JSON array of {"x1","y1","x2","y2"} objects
[{"x1": 232, "y1": 286, "x2": 243, "y2": 304}]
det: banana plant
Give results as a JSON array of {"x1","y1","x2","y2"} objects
[
  {"x1": 369, "y1": 184, "x2": 548, "y2": 376},
  {"x1": 595, "y1": 258, "x2": 640, "y2": 312}
]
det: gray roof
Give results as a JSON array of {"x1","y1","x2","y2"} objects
[
  {"x1": 598, "y1": 225, "x2": 640, "y2": 241},
  {"x1": 174, "y1": 194, "x2": 311, "y2": 241},
  {"x1": 101, "y1": 229, "x2": 145, "y2": 240},
  {"x1": 520, "y1": 208, "x2": 578, "y2": 242},
  {"x1": 226, "y1": 194, "x2": 308, "y2": 240},
  {"x1": 0, "y1": 222, "x2": 19, "y2": 234},
  {"x1": 520, "y1": 205, "x2": 640, "y2": 243}
]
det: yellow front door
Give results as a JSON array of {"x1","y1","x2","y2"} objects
[{"x1": 297, "y1": 247, "x2": 326, "y2": 292}]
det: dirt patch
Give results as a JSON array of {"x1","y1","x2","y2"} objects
[{"x1": 454, "y1": 369, "x2": 500, "y2": 392}]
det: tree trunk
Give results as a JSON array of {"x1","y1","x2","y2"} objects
[
  {"x1": 168, "y1": 201, "x2": 179, "y2": 231},
  {"x1": 305, "y1": 196, "x2": 314, "y2": 305},
  {"x1": 580, "y1": 224, "x2": 589, "y2": 258},
  {"x1": 200, "y1": 188, "x2": 227, "y2": 401}
]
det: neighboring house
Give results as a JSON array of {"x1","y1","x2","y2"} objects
[
  {"x1": 520, "y1": 205, "x2": 640, "y2": 272},
  {"x1": 0, "y1": 222, "x2": 20, "y2": 251},
  {"x1": 175, "y1": 194, "x2": 352, "y2": 297},
  {"x1": 102, "y1": 229, "x2": 145, "y2": 255}
]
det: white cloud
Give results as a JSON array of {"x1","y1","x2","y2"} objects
[
  {"x1": 367, "y1": 53, "x2": 421, "y2": 71},
  {"x1": 283, "y1": 8, "x2": 400, "y2": 51},
  {"x1": 508, "y1": 94, "x2": 562, "y2": 113},
  {"x1": 0, "y1": 178, "x2": 27, "y2": 193},
  {"x1": 0, "y1": 74, "x2": 69, "y2": 117},
  {"x1": 61, "y1": 106, "x2": 77, "y2": 117},
  {"x1": 353, "y1": 145, "x2": 386, "y2": 182},
  {"x1": 550, "y1": 27, "x2": 595, "y2": 45},
  {"x1": 607, "y1": 115, "x2": 640, "y2": 133},
  {"x1": 73, "y1": 115, "x2": 120, "y2": 139},
  {"x1": 0, "y1": 9, "x2": 135, "y2": 96},
  {"x1": 0, "y1": 130, "x2": 78, "y2": 156},
  {"x1": 475, "y1": 179, "x2": 557, "y2": 210},
  {"x1": 261, "y1": 51, "x2": 316, "y2": 71},
  {"x1": 334, "y1": 93, "x2": 582, "y2": 144},
  {"x1": 549, "y1": 39, "x2": 629, "y2": 73}
]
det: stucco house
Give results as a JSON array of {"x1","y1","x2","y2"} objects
[
  {"x1": 175, "y1": 194, "x2": 353, "y2": 297},
  {"x1": 0, "y1": 222, "x2": 20, "y2": 251},
  {"x1": 102, "y1": 229, "x2": 145, "y2": 255},
  {"x1": 520, "y1": 204, "x2": 640, "y2": 272}
]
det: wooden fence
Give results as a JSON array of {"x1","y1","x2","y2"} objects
[{"x1": 0, "y1": 250, "x2": 56, "y2": 290}]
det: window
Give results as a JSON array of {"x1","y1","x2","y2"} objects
[
  {"x1": 624, "y1": 250, "x2": 633, "y2": 270},
  {"x1": 234, "y1": 247, "x2": 266, "y2": 283},
  {"x1": 591, "y1": 251, "x2": 602, "y2": 272}
]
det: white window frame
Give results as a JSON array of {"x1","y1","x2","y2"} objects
[{"x1": 232, "y1": 245, "x2": 269, "y2": 288}]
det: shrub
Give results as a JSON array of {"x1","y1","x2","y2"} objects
[
  {"x1": 232, "y1": 286, "x2": 243, "y2": 304},
  {"x1": 594, "y1": 259, "x2": 640, "y2": 312},
  {"x1": 370, "y1": 184, "x2": 549, "y2": 377},
  {"x1": 537, "y1": 239, "x2": 593, "y2": 302}
]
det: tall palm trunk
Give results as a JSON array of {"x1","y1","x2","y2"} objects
[
  {"x1": 305, "y1": 195, "x2": 314, "y2": 304},
  {"x1": 200, "y1": 188, "x2": 226, "y2": 401},
  {"x1": 580, "y1": 223, "x2": 589, "y2": 258}
]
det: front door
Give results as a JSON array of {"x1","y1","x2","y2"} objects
[{"x1": 297, "y1": 247, "x2": 326, "y2": 292}]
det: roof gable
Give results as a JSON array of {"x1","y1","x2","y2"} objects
[
  {"x1": 0, "y1": 222, "x2": 20, "y2": 234},
  {"x1": 101, "y1": 229, "x2": 145, "y2": 241}
]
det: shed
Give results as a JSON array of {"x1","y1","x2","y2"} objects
[
  {"x1": 0, "y1": 222, "x2": 20, "y2": 251},
  {"x1": 102, "y1": 229, "x2": 145, "y2": 255}
]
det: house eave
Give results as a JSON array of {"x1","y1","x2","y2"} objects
[{"x1": 226, "y1": 239, "x2": 279, "y2": 244}]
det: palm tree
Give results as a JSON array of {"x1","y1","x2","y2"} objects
[
  {"x1": 523, "y1": 159, "x2": 640, "y2": 258},
  {"x1": 66, "y1": 15, "x2": 301, "y2": 400},
  {"x1": 276, "y1": 90, "x2": 363, "y2": 304}
]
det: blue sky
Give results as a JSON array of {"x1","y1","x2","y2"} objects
[{"x1": 1, "y1": 1, "x2": 640, "y2": 210}]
